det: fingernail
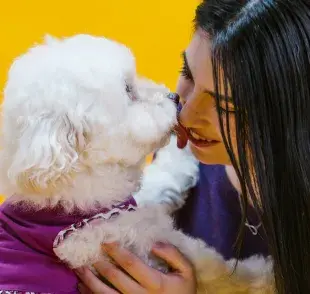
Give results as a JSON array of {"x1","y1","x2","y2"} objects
[
  {"x1": 102, "y1": 242, "x2": 118, "y2": 252},
  {"x1": 153, "y1": 242, "x2": 168, "y2": 249}
]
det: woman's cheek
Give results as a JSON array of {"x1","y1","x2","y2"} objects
[{"x1": 217, "y1": 114, "x2": 238, "y2": 154}]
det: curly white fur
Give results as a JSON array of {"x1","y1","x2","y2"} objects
[
  {"x1": 0, "y1": 34, "x2": 175, "y2": 210},
  {"x1": 0, "y1": 34, "x2": 275, "y2": 293}
]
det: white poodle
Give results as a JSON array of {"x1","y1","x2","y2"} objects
[{"x1": 0, "y1": 34, "x2": 274, "y2": 294}]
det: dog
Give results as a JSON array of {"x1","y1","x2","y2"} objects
[{"x1": 0, "y1": 34, "x2": 274, "y2": 293}]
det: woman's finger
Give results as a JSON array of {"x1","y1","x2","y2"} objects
[
  {"x1": 152, "y1": 242, "x2": 194, "y2": 278},
  {"x1": 94, "y1": 258, "x2": 145, "y2": 294},
  {"x1": 75, "y1": 267, "x2": 118, "y2": 294},
  {"x1": 102, "y1": 243, "x2": 163, "y2": 291}
]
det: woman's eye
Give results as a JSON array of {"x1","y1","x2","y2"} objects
[{"x1": 180, "y1": 63, "x2": 194, "y2": 82}]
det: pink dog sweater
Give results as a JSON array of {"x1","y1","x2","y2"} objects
[{"x1": 0, "y1": 197, "x2": 137, "y2": 294}]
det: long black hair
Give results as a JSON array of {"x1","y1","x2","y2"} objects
[{"x1": 195, "y1": 0, "x2": 310, "y2": 293}]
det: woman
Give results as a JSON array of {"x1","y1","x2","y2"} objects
[{"x1": 77, "y1": 0, "x2": 310, "y2": 293}]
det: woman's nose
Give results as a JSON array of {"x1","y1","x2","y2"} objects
[{"x1": 178, "y1": 91, "x2": 214, "y2": 129}]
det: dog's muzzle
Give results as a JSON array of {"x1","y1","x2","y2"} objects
[{"x1": 167, "y1": 92, "x2": 188, "y2": 149}]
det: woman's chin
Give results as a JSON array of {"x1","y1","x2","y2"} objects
[{"x1": 189, "y1": 142, "x2": 231, "y2": 165}]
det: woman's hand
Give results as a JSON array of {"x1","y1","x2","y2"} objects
[{"x1": 76, "y1": 242, "x2": 197, "y2": 294}]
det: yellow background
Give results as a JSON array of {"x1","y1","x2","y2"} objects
[{"x1": 0, "y1": 0, "x2": 199, "y2": 203}]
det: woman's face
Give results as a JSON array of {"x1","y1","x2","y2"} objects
[{"x1": 177, "y1": 30, "x2": 237, "y2": 165}]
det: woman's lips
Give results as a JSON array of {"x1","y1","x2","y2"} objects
[
  {"x1": 187, "y1": 130, "x2": 220, "y2": 147},
  {"x1": 188, "y1": 133, "x2": 219, "y2": 147},
  {"x1": 175, "y1": 124, "x2": 219, "y2": 149}
]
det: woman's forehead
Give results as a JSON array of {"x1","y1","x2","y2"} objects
[
  {"x1": 185, "y1": 31, "x2": 230, "y2": 97},
  {"x1": 185, "y1": 32, "x2": 216, "y2": 94}
]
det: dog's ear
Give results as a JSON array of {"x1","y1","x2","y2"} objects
[{"x1": 6, "y1": 112, "x2": 88, "y2": 196}]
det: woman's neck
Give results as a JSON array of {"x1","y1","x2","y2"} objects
[
  {"x1": 225, "y1": 165, "x2": 241, "y2": 193},
  {"x1": 225, "y1": 165, "x2": 258, "y2": 208}
]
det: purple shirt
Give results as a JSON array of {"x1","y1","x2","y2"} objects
[{"x1": 175, "y1": 164, "x2": 269, "y2": 260}]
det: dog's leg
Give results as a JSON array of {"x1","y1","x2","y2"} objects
[
  {"x1": 54, "y1": 206, "x2": 274, "y2": 294},
  {"x1": 53, "y1": 206, "x2": 174, "y2": 270},
  {"x1": 134, "y1": 135, "x2": 199, "y2": 213}
]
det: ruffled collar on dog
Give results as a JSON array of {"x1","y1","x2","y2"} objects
[{"x1": 53, "y1": 197, "x2": 137, "y2": 249}]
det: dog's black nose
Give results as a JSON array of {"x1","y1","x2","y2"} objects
[{"x1": 167, "y1": 92, "x2": 180, "y2": 106}]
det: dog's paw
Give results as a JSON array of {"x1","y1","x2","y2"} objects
[
  {"x1": 134, "y1": 135, "x2": 199, "y2": 212},
  {"x1": 53, "y1": 204, "x2": 173, "y2": 270},
  {"x1": 53, "y1": 224, "x2": 103, "y2": 268},
  {"x1": 133, "y1": 169, "x2": 189, "y2": 213},
  {"x1": 53, "y1": 200, "x2": 139, "y2": 268}
]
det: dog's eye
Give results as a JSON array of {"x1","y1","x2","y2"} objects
[
  {"x1": 126, "y1": 83, "x2": 132, "y2": 93},
  {"x1": 125, "y1": 83, "x2": 137, "y2": 101}
]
